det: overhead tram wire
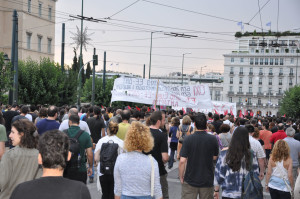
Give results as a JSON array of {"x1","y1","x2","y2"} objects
[
  {"x1": 247, "y1": 0, "x2": 272, "y2": 24},
  {"x1": 107, "y1": 0, "x2": 141, "y2": 19},
  {"x1": 277, "y1": 0, "x2": 280, "y2": 33},
  {"x1": 257, "y1": 0, "x2": 264, "y2": 34}
]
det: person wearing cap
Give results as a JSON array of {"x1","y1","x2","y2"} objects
[{"x1": 284, "y1": 127, "x2": 300, "y2": 185}]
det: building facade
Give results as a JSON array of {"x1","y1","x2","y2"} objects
[
  {"x1": 0, "y1": 0, "x2": 57, "y2": 61},
  {"x1": 223, "y1": 34, "x2": 300, "y2": 116}
]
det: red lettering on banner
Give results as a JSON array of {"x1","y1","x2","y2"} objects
[{"x1": 193, "y1": 85, "x2": 205, "y2": 96}]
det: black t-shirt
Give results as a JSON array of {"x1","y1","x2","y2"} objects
[
  {"x1": 11, "y1": 115, "x2": 28, "y2": 124},
  {"x1": 86, "y1": 117, "x2": 106, "y2": 143},
  {"x1": 29, "y1": 112, "x2": 38, "y2": 123},
  {"x1": 294, "y1": 133, "x2": 300, "y2": 142},
  {"x1": 147, "y1": 128, "x2": 168, "y2": 176},
  {"x1": 180, "y1": 131, "x2": 219, "y2": 187},
  {"x1": 10, "y1": 176, "x2": 91, "y2": 199},
  {"x1": 3, "y1": 110, "x2": 19, "y2": 132},
  {"x1": 212, "y1": 120, "x2": 223, "y2": 134}
]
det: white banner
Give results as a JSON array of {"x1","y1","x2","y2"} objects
[{"x1": 111, "y1": 77, "x2": 212, "y2": 109}]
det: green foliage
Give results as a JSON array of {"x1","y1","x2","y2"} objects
[
  {"x1": 280, "y1": 86, "x2": 300, "y2": 118},
  {"x1": 235, "y1": 32, "x2": 242, "y2": 38},
  {"x1": 18, "y1": 58, "x2": 77, "y2": 105},
  {"x1": 0, "y1": 52, "x2": 13, "y2": 102},
  {"x1": 86, "y1": 62, "x2": 92, "y2": 79},
  {"x1": 72, "y1": 48, "x2": 79, "y2": 72}
]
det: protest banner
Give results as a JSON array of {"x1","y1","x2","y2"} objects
[{"x1": 110, "y1": 77, "x2": 213, "y2": 109}]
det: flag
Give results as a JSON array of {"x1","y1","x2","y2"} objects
[
  {"x1": 266, "y1": 22, "x2": 271, "y2": 26},
  {"x1": 224, "y1": 110, "x2": 228, "y2": 115},
  {"x1": 147, "y1": 107, "x2": 150, "y2": 112},
  {"x1": 230, "y1": 109, "x2": 234, "y2": 116},
  {"x1": 250, "y1": 111, "x2": 254, "y2": 117},
  {"x1": 237, "y1": 21, "x2": 242, "y2": 26},
  {"x1": 244, "y1": 109, "x2": 248, "y2": 116},
  {"x1": 136, "y1": 106, "x2": 140, "y2": 111},
  {"x1": 283, "y1": 114, "x2": 286, "y2": 118},
  {"x1": 127, "y1": 106, "x2": 131, "y2": 110},
  {"x1": 182, "y1": 108, "x2": 186, "y2": 115},
  {"x1": 101, "y1": 105, "x2": 104, "y2": 109},
  {"x1": 214, "y1": 109, "x2": 219, "y2": 115},
  {"x1": 191, "y1": 109, "x2": 193, "y2": 112},
  {"x1": 239, "y1": 110, "x2": 243, "y2": 118}
]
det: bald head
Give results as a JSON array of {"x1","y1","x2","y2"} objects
[
  {"x1": 69, "y1": 108, "x2": 78, "y2": 116},
  {"x1": 278, "y1": 123, "x2": 284, "y2": 130}
]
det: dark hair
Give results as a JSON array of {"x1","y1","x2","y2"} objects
[
  {"x1": 179, "y1": 110, "x2": 183, "y2": 116},
  {"x1": 93, "y1": 106, "x2": 101, "y2": 120},
  {"x1": 278, "y1": 124, "x2": 284, "y2": 130},
  {"x1": 263, "y1": 122, "x2": 269, "y2": 129},
  {"x1": 121, "y1": 110, "x2": 131, "y2": 121},
  {"x1": 12, "y1": 103, "x2": 19, "y2": 108},
  {"x1": 213, "y1": 114, "x2": 220, "y2": 121},
  {"x1": 38, "y1": 130, "x2": 69, "y2": 169},
  {"x1": 149, "y1": 111, "x2": 162, "y2": 125},
  {"x1": 220, "y1": 124, "x2": 230, "y2": 133},
  {"x1": 208, "y1": 112, "x2": 212, "y2": 118},
  {"x1": 69, "y1": 114, "x2": 80, "y2": 124},
  {"x1": 240, "y1": 119, "x2": 247, "y2": 125},
  {"x1": 0, "y1": 112, "x2": 5, "y2": 125},
  {"x1": 108, "y1": 122, "x2": 119, "y2": 135},
  {"x1": 20, "y1": 105, "x2": 29, "y2": 114},
  {"x1": 245, "y1": 124, "x2": 254, "y2": 133},
  {"x1": 30, "y1": 105, "x2": 36, "y2": 112},
  {"x1": 132, "y1": 110, "x2": 140, "y2": 119},
  {"x1": 48, "y1": 106, "x2": 58, "y2": 117},
  {"x1": 225, "y1": 127, "x2": 251, "y2": 171},
  {"x1": 104, "y1": 113, "x2": 110, "y2": 121},
  {"x1": 12, "y1": 119, "x2": 38, "y2": 149},
  {"x1": 39, "y1": 107, "x2": 48, "y2": 118},
  {"x1": 194, "y1": 113, "x2": 207, "y2": 130}
]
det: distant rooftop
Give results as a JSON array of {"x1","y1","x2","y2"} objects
[{"x1": 235, "y1": 31, "x2": 300, "y2": 38}]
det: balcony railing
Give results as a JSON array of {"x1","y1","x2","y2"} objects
[
  {"x1": 257, "y1": 92, "x2": 264, "y2": 96},
  {"x1": 259, "y1": 82, "x2": 262, "y2": 85},
  {"x1": 276, "y1": 93, "x2": 283, "y2": 96},
  {"x1": 239, "y1": 81, "x2": 243, "y2": 84},
  {"x1": 239, "y1": 72, "x2": 244, "y2": 75},
  {"x1": 230, "y1": 81, "x2": 233, "y2": 84},
  {"x1": 249, "y1": 43, "x2": 257, "y2": 46},
  {"x1": 279, "y1": 73, "x2": 283, "y2": 76},
  {"x1": 289, "y1": 83, "x2": 293, "y2": 86},
  {"x1": 237, "y1": 92, "x2": 244, "y2": 95},
  {"x1": 269, "y1": 83, "x2": 272, "y2": 85},
  {"x1": 230, "y1": 71, "x2": 234, "y2": 75},
  {"x1": 268, "y1": 73, "x2": 273, "y2": 76},
  {"x1": 259, "y1": 72, "x2": 263, "y2": 75},
  {"x1": 289, "y1": 73, "x2": 294, "y2": 76},
  {"x1": 246, "y1": 92, "x2": 253, "y2": 95},
  {"x1": 228, "y1": 91, "x2": 234, "y2": 95},
  {"x1": 279, "y1": 83, "x2": 282, "y2": 85},
  {"x1": 249, "y1": 82, "x2": 252, "y2": 85},
  {"x1": 249, "y1": 72, "x2": 253, "y2": 75}
]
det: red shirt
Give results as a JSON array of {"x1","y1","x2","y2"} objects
[
  {"x1": 259, "y1": 130, "x2": 272, "y2": 149},
  {"x1": 270, "y1": 130, "x2": 287, "y2": 144}
]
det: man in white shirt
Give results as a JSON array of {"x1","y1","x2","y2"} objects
[
  {"x1": 59, "y1": 108, "x2": 91, "y2": 135},
  {"x1": 246, "y1": 124, "x2": 266, "y2": 180}
]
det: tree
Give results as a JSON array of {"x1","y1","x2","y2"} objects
[
  {"x1": 0, "y1": 52, "x2": 13, "y2": 103},
  {"x1": 280, "y1": 86, "x2": 300, "y2": 118},
  {"x1": 235, "y1": 32, "x2": 242, "y2": 38},
  {"x1": 72, "y1": 48, "x2": 79, "y2": 72},
  {"x1": 86, "y1": 62, "x2": 92, "y2": 79}
]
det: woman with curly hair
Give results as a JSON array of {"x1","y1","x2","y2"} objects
[
  {"x1": 114, "y1": 121, "x2": 162, "y2": 199},
  {"x1": 0, "y1": 119, "x2": 41, "y2": 199},
  {"x1": 95, "y1": 121, "x2": 124, "y2": 199},
  {"x1": 265, "y1": 140, "x2": 293, "y2": 199}
]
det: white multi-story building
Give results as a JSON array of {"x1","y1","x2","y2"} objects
[
  {"x1": 0, "y1": 0, "x2": 57, "y2": 60},
  {"x1": 223, "y1": 33, "x2": 300, "y2": 116}
]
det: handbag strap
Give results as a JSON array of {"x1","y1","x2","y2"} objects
[
  {"x1": 149, "y1": 154, "x2": 155, "y2": 197},
  {"x1": 276, "y1": 161, "x2": 292, "y2": 193}
]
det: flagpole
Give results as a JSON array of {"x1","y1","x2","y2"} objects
[{"x1": 154, "y1": 80, "x2": 159, "y2": 109}]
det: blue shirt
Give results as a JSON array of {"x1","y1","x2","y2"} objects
[
  {"x1": 170, "y1": 126, "x2": 178, "y2": 143},
  {"x1": 36, "y1": 118, "x2": 60, "y2": 135}
]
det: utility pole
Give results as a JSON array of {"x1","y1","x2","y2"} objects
[
  {"x1": 61, "y1": 23, "x2": 65, "y2": 72},
  {"x1": 92, "y1": 48, "x2": 98, "y2": 106},
  {"x1": 143, "y1": 64, "x2": 145, "y2": 79},
  {"x1": 103, "y1": 51, "x2": 106, "y2": 91},
  {"x1": 148, "y1": 32, "x2": 153, "y2": 79},
  {"x1": 181, "y1": 53, "x2": 191, "y2": 85},
  {"x1": 9, "y1": 10, "x2": 18, "y2": 104}
]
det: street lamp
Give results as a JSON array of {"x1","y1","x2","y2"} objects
[
  {"x1": 200, "y1": 66, "x2": 207, "y2": 84},
  {"x1": 148, "y1": 31, "x2": 162, "y2": 79},
  {"x1": 4, "y1": 54, "x2": 10, "y2": 64},
  {"x1": 181, "y1": 53, "x2": 191, "y2": 85}
]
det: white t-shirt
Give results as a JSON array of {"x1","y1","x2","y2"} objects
[
  {"x1": 25, "y1": 114, "x2": 32, "y2": 122},
  {"x1": 95, "y1": 135, "x2": 124, "y2": 176},
  {"x1": 59, "y1": 119, "x2": 91, "y2": 135},
  {"x1": 249, "y1": 135, "x2": 266, "y2": 159}
]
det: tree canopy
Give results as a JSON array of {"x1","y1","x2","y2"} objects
[{"x1": 280, "y1": 86, "x2": 300, "y2": 118}]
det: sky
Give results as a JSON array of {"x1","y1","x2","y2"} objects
[{"x1": 54, "y1": 0, "x2": 300, "y2": 77}]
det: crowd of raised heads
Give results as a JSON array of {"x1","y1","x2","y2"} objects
[{"x1": 1, "y1": 102, "x2": 300, "y2": 199}]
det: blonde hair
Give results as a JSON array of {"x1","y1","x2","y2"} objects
[
  {"x1": 124, "y1": 121, "x2": 154, "y2": 152},
  {"x1": 108, "y1": 122, "x2": 118, "y2": 135},
  {"x1": 182, "y1": 115, "x2": 191, "y2": 125},
  {"x1": 271, "y1": 140, "x2": 290, "y2": 162}
]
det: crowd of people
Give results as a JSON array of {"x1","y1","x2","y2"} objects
[{"x1": 0, "y1": 103, "x2": 300, "y2": 199}]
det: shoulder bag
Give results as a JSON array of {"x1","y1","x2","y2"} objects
[{"x1": 149, "y1": 155, "x2": 155, "y2": 199}]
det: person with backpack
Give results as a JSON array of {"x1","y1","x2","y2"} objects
[
  {"x1": 94, "y1": 121, "x2": 124, "y2": 199},
  {"x1": 265, "y1": 140, "x2": 294, "y2": 199},
  {"x1": 214, "y1": 127, "x2": 262, "y2": 199},
  {"x1": 63, "y1": 115, "x2": 93, "y2": 184},
  {"x1": 114, "y1": 121, "x2": 162, "y2": 199},
  {"x1": 176, "y1": 115, "x2": 193, "y2": 160}
]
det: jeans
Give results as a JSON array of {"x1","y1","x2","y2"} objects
[
  {"x1": 269, "y1": 187, "x2": 291, "y2": 199},
  {"x1": 100, "y1": 174, "x2": 114, "y2": 199},
  {"x1": 90, "y1": 149, "x2": 95, "y2": 179},
  {"x1": 121, "y1": 195, "x2": 151, "y2": 199},
  {"x1": 168, "y1": 149, "x2": 176, "y2": 168}
]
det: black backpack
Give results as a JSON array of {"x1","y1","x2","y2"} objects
[
  {"x1": 63, "y1": 129, "x2": 84, "y2": 170},
  {"x1": 100, "y1": 141, "x2": 119, "y2": 175}
]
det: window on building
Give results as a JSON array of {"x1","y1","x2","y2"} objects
[
  {"x1": 290, "y1": 68, "x2": 293, "y2": 74},
  {"x1": 255, "y1": 58, "x2": 258, "y2": 65},
  {"x1": 268, "y1": 88, "x2": 272, "y2": 94},
  {"x1": 291, "y1": 49, "x2": 295, "y2": 53},
  {"x1": 259, "y1": 87, "x2": 262, "y2": 93},
  {"x1": 48, "y1": 7, "x2": 52, "y2": 20},
  {"x1": 259, "y1": 68, "x2": 263, "y2": 74},
  {"x1": 291, "y1": 58, "x2": 294, "y2": 64},
  {"x1": 250, "y1": 67, "x2": 253, "y2": 73},
  {"x1": 251, "y1": 48, "x2": 254, "y2": 53},
  {"x1": 275, "y1": 58, "x2": 278, "y2": 65},
  {"x1": 269, "y1": 78, "x2": 272, "y2": 85},
  {"x1": 290, "y1": 78, "x2": 293, "y2": 85},
  {"x1": 259, "y1": 77, "x2": 262, "y2": 85},
  {"x1": 38, "y1": 3, "x2": 42, "y2": 17},
  {"x1": 280, "y1": 58, "x2": 284, "y2": 65},
  {"x1": 270, "y1": 58, "x2": 274, "y2": 65},
  {"x1": 240, "y1": 58, "x2": 244, "y2": 63},
  {"x1": 26, "y1": 32, "x2": 31, "y2": 49},
  {"x1": 279, "y1": 88, "x2": 282, "y2": 94},
  {"x1": 28, "y1": 0, "x2": 31, "y2": 13},
  {"x1": 258, "y1": 98, "x2": 261, "y2": 105},
  {"x1": 261, "y1": 49, "x2": 264, "y2": 53},
  {"x1": 250, "y1": 58, "x2": 254, "y2": 65},
  {"x1": 271, "y1": 49, "x2": 274, "y2": 53},
  {"x1": 279, "y1": 78, "x2": 282, "y2": 85},
  {"x1": 230, "y1": 67, "x2": 234, "y2": 73},
  {"x1": 280, "y1": 68, "x2": 283, "y2": 74},
  {"x1": 231, "y1": 58, "x2": 234, "y2": 63},
  {"x1": 47, "y1": 38, "x2": 52, "y2": 53},
  {"x1": 230, "y1": 77, "x2": 233, "y2": 84},
  {"x1": 239, "y1": 97, "x2": 242, "y2": 103},
  {"x1": 239, "y1": 87, "x2": 242, "y2": 92},
  {"x1": 280, "y1": 48, "x2": 284, "y2": 53},
  {"x1": 38, "y1": 36, "x2": 42, "y2": 52},
  {"x1": 230, "y1": 86, "x2": 233, "y2": 92},
  {"x1": 248, "y1": 98, "x2": 252, "y2": 104},
  {"x1": 229, "y1": 97, "x2": 232, "y2": 102},
  {"x1": 269, "y1": 68, "x2": 273, "y2": 74},
  {"x1": 265, "y1": 58, "x2": 268, "y2": 65},
  {"x1": 239, "y1": 77, "x2": 243, "y2": 84},
  {"x1": 249, "y1": 77, "x2": 252, "y2": 84},
  {"x1": 260, "y1": 58, "x2": 264, "y2": 65},
  {"x1": 249, "y1": 87, "x2": 252, "y2": 93},
  {"x1": 278, "y1": 99, "x2": 281, "y2": 105},
  {"x1": 240, "y1": 67, "x2": 243, "y2": 73}
]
